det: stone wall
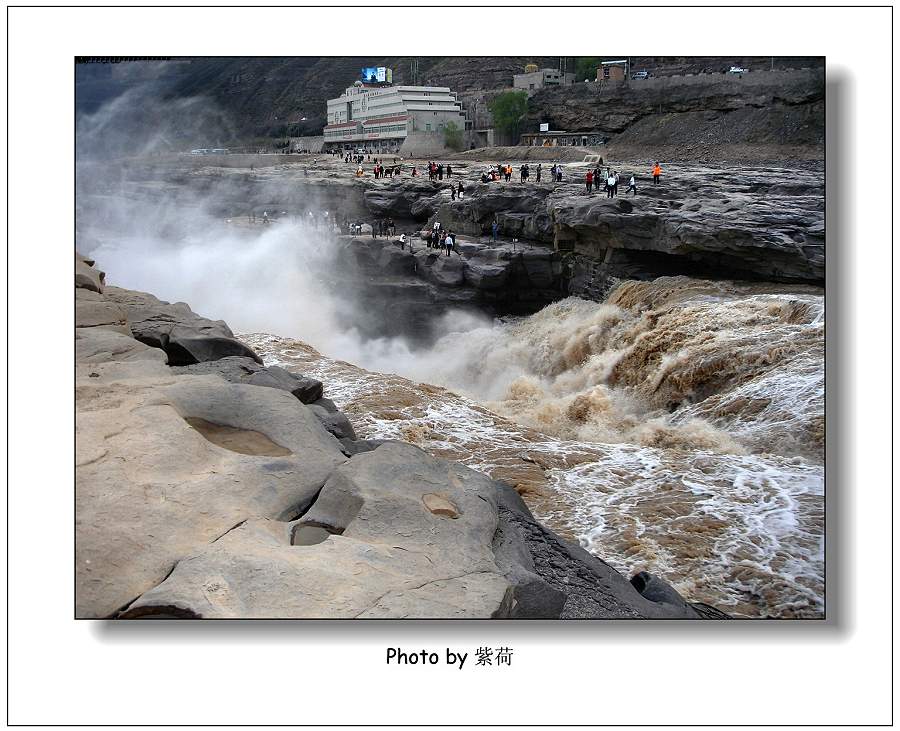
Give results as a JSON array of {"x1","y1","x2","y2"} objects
[
  {"x1": 161, "y1": 153, "x2": 315, "y2": 169},
  {"x1": 625, "y1": 67, "x2": 821, "y2": 91},
  {"x1": 400, "y1": 131, "x2": 482, "y2": 158},
  {"x1": 290, "y1": 136, "x2": 325, "y2": 153}
]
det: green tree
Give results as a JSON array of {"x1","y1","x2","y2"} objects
[
  {"x1": 489, "y1": 91, "x2": 528, "y2": 139},
  {"x1": 575, "y1": 57, "x2": 603, "y2": 81},
  {"x1": 443, "y1": 121, "x2": 464, "y2": 151}
]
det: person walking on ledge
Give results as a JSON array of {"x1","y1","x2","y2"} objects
[
  {"x1": 652, "y1": 162, "x2": 662, "y2": 185},
  {"x1": 627, "y1": 174, "x2": 637, "y2": 196}
]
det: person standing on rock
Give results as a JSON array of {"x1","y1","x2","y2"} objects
[
  {"x1": 606, "y1": 170, "x2": 615, "y2": 198},
  {"x1": 372, "y1": 220, "x2": 378, "y2": 239},
  {"x1": 613, "y1": 171, "x2": 620, "y2": 197},
  {"x1": 447, "y1": 164, "x2": 453, "y2": 178},
  {"x1": 536, "y1": 163, "x2": 542, "y2": 183},
  {"x1": 492, "y1": 220, "x2": 499, "y2": 242},
  {"x1": 438, "y1": 163, "x2": 444, "y2": 181},
  {"x1": 652, "y1": 162, "x2": 662, "y2": 185},
  {"x1": 388, "y1": 218, "x2": 395, "y2": 237},
  {"x1": 556, "y1": 167, "x2": 563, "y2": 183},
  {"x1": 457, "y1": 181, "x2": 464, "y2": 199},
  {"x1": 586, "y1": 169, "x2": 594, "y2": 193},
  {"x1": 627, "y1": 174, "x2": 637, "y2": 196},
  {"x1": 445, "y1": 231, "x2": 455, "y2": 256}
]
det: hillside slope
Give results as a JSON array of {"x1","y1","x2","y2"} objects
[{"x1": 524, "y1": 68, "x2": 824, "y2": 161}]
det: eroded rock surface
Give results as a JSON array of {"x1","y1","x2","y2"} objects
[{"x1": 103, "y1": 286, "x2": 263, "y2": 365}]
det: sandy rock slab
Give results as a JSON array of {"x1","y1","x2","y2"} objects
[
  {"x1": 76, "y1": 339, "x2": 346, "y2": 618},
  {"x1": 122, "y1": 442, "x2": 522, "y2": 618},
  {"x1": 103, "y1": 286, "x2": 263, "y2": 365}
]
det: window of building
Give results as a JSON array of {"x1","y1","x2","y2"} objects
[{"x1": 426, "y1": 123, "x2": 431, "y2": 131}]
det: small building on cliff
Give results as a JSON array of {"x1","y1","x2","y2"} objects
[{"x1": 513, "y1": 67, "x2": 576, "y2": 95}]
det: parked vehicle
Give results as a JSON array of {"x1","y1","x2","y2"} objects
[
  {"x1": 631, "y1": 70, "x2": 650, "y2": 80},
  {"x1": 728, "y1": 66, "x2": 749, "y2": 74}
]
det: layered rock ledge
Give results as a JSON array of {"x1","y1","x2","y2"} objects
[{"x1": 75, "y1": 252, "x2": 729, "y2": 619}]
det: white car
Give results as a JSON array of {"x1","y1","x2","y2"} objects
[{"x1": 728, "y1": 66, "x2": 749, "y2": 74}]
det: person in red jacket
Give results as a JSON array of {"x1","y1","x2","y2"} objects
[
  {"x1": 652, "y1": 162, "x2": 662, "y2": 185},
  {"x1": 586, "y1": 169, "x2": 594, "y2": 193}
]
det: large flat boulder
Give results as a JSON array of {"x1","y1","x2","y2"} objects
[
  {"x1": 75, "y1": 288, "x2": 131, "y2": 335},
  {"x1": 76, "y1": 368, "x2": 346, "y2": 618},
  {"x1": 121, "y1": 442, "x2": 516, "y2": 618},
  {"x1": 122, "y1": 518, "x2": 512, "y2": 619},
  {"x1": 171, "y1": 356, "x2": 323, "y2": 404},
  {"x1": 103, "y1": 286, "x2": 262, "y2": 365}
]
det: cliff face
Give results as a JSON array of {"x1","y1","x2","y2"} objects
[{"x1": 524, "y1": 68, "x2": 824, "y2": 160}]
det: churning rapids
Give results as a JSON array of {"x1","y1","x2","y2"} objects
[{"x1": 91, "y1": 218, "x2": 824, "y2": 618}]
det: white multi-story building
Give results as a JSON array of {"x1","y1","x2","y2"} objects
[{"x1": 323, "y1": 80, "x2": 466, "y2": 152}]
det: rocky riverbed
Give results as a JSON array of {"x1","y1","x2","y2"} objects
[{"x1": 75, "y1": 252, "x2": 730, "y2": 619}]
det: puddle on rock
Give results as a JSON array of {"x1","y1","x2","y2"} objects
[{"x1": 185, "y1": 417, "x2": 292, "y2": 456}]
